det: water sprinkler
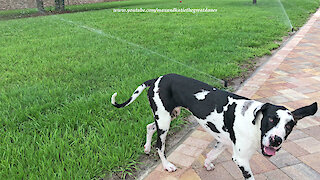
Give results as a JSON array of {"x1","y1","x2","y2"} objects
[{"x1": 224, "y1": 80, "x2": 228, "y2": 87}]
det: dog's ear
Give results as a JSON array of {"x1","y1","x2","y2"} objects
[
  {"x1": 252, "y1": 103, "x2": 271, "y2": 125},
  {"x1": 292, "y1": 102, "x2": 318, "y2": 122},
  {"x1": 253, "y1": 103, "x2": 270, "y2": 116}
]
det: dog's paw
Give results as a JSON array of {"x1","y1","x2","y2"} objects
[
  {"x1": 144, "y1": 145, "x2": 151, "y2": 154},
  {"x1": 163, "y1": 162, "x2": 177, "y2": 172},
  {"x1": 204, "y1": 159, "x2": 215, "y2": 171}
]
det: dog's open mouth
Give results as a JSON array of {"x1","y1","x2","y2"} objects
[{"x1": 263, "y1": 146, "x2": 277, "y2": 156}]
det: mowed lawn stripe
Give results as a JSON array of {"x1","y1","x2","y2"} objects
[{"x1": 55, "y1": 15, "x2": 223, "y2": 84}]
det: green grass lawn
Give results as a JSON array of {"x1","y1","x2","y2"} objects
[{"x1": 0, "y1": 0, "x2": 319, "y2": 178}]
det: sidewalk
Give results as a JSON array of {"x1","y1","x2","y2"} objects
[{"x1": 144, "y1": 8, "x2": 320, "y2": 180}]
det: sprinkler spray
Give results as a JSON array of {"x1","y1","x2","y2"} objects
[{"x1": 277, "y1": 0, "x2": 294, "y2": 33}]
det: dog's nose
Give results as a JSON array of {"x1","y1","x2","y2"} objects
[
  {"x1": 274, "y1": 135, "x2": 282, "y2": 145},
  {"x1": 270, "y1": 135, "x2": 282, "y2": 147}
]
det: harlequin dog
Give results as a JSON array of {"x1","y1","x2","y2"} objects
[{"x1": 111, "y1": 74, "x2": 318, "y2": 180}]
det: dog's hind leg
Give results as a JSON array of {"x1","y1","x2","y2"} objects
[
  {"x1": 204, "y1": 141, "x2": 226, "y2": 171},
  {"x1": 144, "y1": 122, "x2": 156, "y2": 154},
  {"x1": 155, "y1": 112, "x2": 177, "y2": 172},
  {"x1": 144, "y1": 107, "x2": 181, "y2": 154}
]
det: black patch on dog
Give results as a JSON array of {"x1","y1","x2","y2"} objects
[
  {"x1": 223, "y1": 102, "x2": 237, "y2": 144},
  {"x1": 252, "y1": 107, "x2": 259, "y2": 125},
  {"x1": 155, "y1": 121, "x2": 166, "y2": 151},
  {"x1": 134, "y1": 90, "x2": 139, "y2": 94},
  {"x1": 222, "y1": 125, "x2": 226, "y2": 132},
  {"x1": 252, "y1": 108, "x2": 264, "y2": 125},
  {"x1": 156, "y1": 129, "x2": 165, "y2": 150},
  {"x1": 206, "y1": 122, "x2": 220, "y2": 133},
  {"x1": 239, "y1": 166, "x2": 251, "y2": 179},
  {"x1": 156, "y1": 74, "x2": 249, "y2": 120},
  {"x1": 147, "y1": 85, "x2": 157, "y2": 115},
  {"x1": 157, "y1": 75, "x2": 177, "y2": 115},
  {"x1": 112, "y1": 97, "x2": 132, "y2": 108},
  {"x1": 284, "y1": 120, "x2": 296, "y2": 140}
]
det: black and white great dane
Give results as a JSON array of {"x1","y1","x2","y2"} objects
[{"x1": 111, "y1": 73, "x2": 318, "y2": 180}]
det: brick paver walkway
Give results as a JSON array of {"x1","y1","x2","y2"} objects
[{"x1": 144, "y1": 8, "x2": 320, "y2": 180}]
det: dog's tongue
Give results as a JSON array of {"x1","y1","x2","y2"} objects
[{"x1": 264, "y1": 146, "x2": 276, "y2": 156}]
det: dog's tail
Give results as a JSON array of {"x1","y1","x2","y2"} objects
[{"x1": 111, "y1": 79, "x2": 156, "y2": 108}]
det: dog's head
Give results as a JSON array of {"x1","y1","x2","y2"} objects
[{"x1": 256, "y1": 102, "x2": 318, "y2": 157}]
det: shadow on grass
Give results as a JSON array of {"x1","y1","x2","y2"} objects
[{"x1": 0, "y1": 0, "x2": 162, "y2": 21}]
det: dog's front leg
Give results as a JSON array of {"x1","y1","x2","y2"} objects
[
  {"x1": 204, "y1": 141, "x2": 226, "y2": 171},
  {"x1": 232, "y1": 156, "x2": 254, "y2": 180}
]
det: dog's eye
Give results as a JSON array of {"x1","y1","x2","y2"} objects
[{"x1": 269, "y1": 118, "x2": 274, "y2": 122}]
